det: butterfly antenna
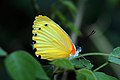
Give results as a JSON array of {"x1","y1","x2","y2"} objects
[
  {"x1": 82, "y1": 30, "x2": 96, "y2": 43},
  {"x1": 86, "y1": 30, "x2": 96, "y2": 39},
  {"x1": 77, "y1": 30, "x2": 95, "y2": 67}
]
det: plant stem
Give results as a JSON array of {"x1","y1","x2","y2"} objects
[
  {"x1": 77, "y1": 53, "x2": 109, "y2": 58},
  {"x1": 71, "y1": 0, "x2": 86, "y2": 44},
  {"x1": 93, "y1": 62, "x2": 109, "y2": 72},
  {"x1": 31, "y1": 0, "x2": 41, "y2": 14},
  {"x1": 53, "y1": 67, "x2": 59, "y2": 74},
  {"x1": 76, "y1": 53, "x2": 120, "y2": 59}
]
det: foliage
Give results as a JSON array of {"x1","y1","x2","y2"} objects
[
  {"x1": 0, "y1": 48, "x2": 7, "y2": 56},
  {"x1": 0, "y1": 47, "x2": 120, "y2": 80},
  {"x1": 0, "y1": 43, "x2": 118, "y2": 80},
  {"x1": 94, "y1": 72, "x2": 118, "y2": 80},
  {"x1": 51, "y1": 0, "x2": 81, "y2": 35},
  {"x1": 109, "y1": 47, "x2": 120, "y2": 65},
  {"x1": 5, "y1": 51, "x2": 49, "y2": 80}
]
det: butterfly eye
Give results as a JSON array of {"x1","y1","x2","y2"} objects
[{"x1": 44, "y1": 24, "x2": 48, "y2": 26}]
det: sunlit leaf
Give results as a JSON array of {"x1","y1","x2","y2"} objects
[
  {"x1": 94, "y1": 72, "x2": 118, "y2": 80},
  {"x1": 76, "y1": 69, "x2": 97, "y2": 80},
  {"x1": 5, "y1": 50, "x2": 49, "y2": 80},
  {"x1": 0, "y1": 48, "x2": 7, "y2": 56},
  {"x1": 51, "y1": 58, "x2": 74, "y2": 69},
  {"x1": 109, "y1": 47, "x2": 120, "y2": 65}
]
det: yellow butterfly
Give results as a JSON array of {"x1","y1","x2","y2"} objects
[{"x1": 32, "y1": 15, "x2": 81, "y2": 60}]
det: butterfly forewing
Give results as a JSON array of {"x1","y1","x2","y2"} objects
[{"x1": 32, "y1": 15, "x2": 73, "y2": 60}]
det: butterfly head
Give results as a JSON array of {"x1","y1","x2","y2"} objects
[{"x1": 70, "y1": 44, "x2": 81, "y2": 59}]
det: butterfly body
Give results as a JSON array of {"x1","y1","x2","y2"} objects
[{"x1": 32, "y1": 15, "x2": 79, "y2": 60}]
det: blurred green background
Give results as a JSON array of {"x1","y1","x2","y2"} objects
[{"x1": 0, "y1": 0, "x2": 120, "y2": 80}]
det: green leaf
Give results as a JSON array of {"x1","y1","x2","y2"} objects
[
  {"x1": 66, "y1": 22, "x2": 81, "y2": 35},
  {"x1": 5, "y1": 50, "x2": 49, "y2": 80},
  {"x1": 0, "y1": 48, "x2": 7, "y2": 56},
  {"x1": 94, "y1": 72, "x2": 118, "y2": 80},
  {"x1": 108, "y1": 47, "x2": 120, "y2": 65},
  {"x1": 71, "y1": 58, "x2": 93, "y2": 69},
  {"x1": 51, "y1": 9, "x2": 81, "y2": 35},
  {"x1": 76, "y1": 69, "x2": 97, "y2": 80},
  {"x1": 55, "y1": 10, "x2": 67, "y2": 22},
  {"x1": 59, "y1": 0, "x2": 77, "y2": 17},
  {"x1": 51, "y1": 58, "x2": 74, "y2": 69}
]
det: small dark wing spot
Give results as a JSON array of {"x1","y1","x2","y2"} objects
[
  {"x1": 37, "y1": 55, "x2": 41, "y2": 58},
  {"x1": 45, "y1": 24, "x2": 48, "y2": 26},
  {"x1": 34, "y1": 48, "x2": 37, "y2": 52},
  {"x1": 32, "y1": 40, "x2": 36, "y2": 44},
  {"x1": 39, "y1": 28, "x2": 41, "y2": 30}
]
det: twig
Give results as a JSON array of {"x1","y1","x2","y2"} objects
[
  {"x1": 71, "y1": 0, "x2": 87, "y2": 44},
  {"x1": 31, "y1": 0, "x2": 41, "y2": 14},
  {"x1": 93, "y1": 62, "x2": 109, "y2": 72}
]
